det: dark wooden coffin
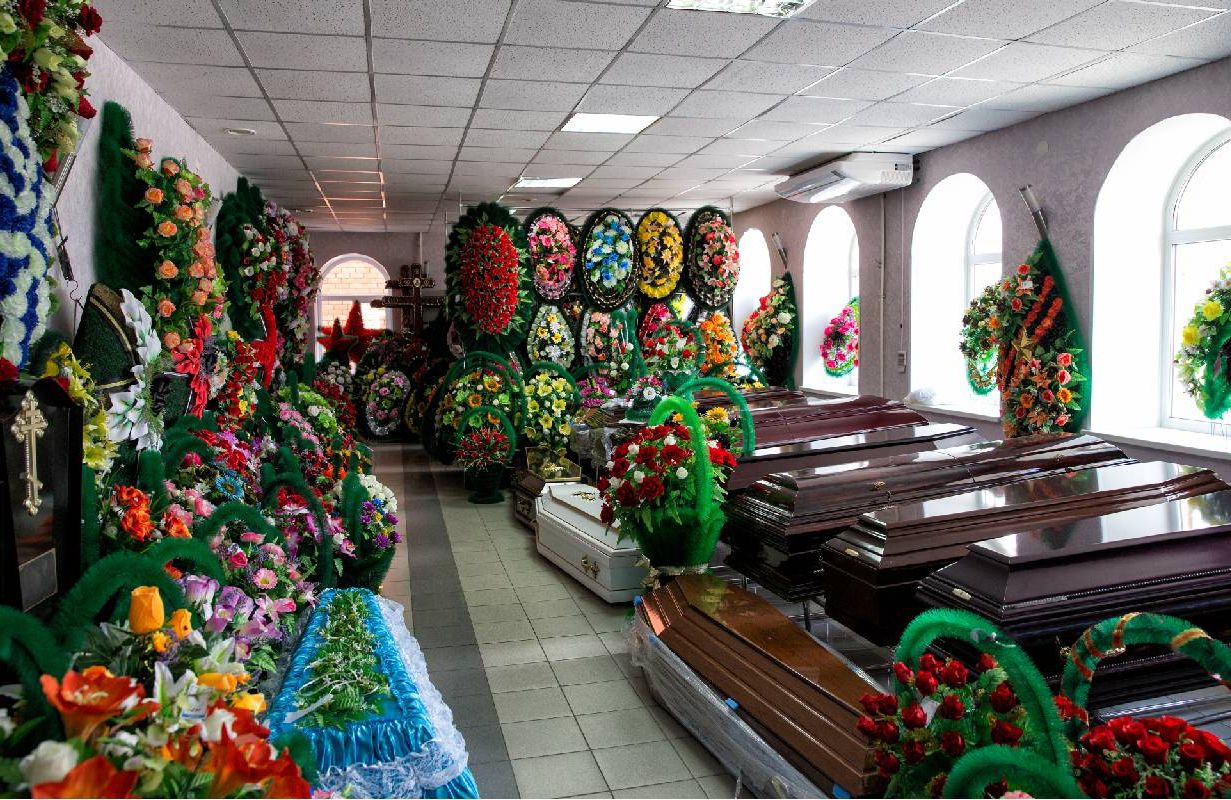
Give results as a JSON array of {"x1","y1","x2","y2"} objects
[
  {"x1": 511, "y1": 469, "x2": 546, "y2": 530},
  {"x1": 640, "y1": 574, "x2": 879, "y2": 796},
  {"x1": 918, "y1": 489, "x2": 1231, "y2": 703},
  {"x1": 723, "y1": 435, "x2": 1129, "y2": 601},
  {"x1": 822, "y1": 461, "x2": 1226, "y2": 645}
]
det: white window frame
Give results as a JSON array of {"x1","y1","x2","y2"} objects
[
  {"x1": 1162, "y1": 131, "x2": 1231, "y2": 433},
  {"x1": 314, "y1": 254, "x2": 393, "y2": 358},
  {"x1": 965, "y1": 192, "x2": 1002, "y2": 304}
]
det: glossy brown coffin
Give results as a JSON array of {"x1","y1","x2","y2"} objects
[
  {"x1": 821, "y1": 461, "x2": 1226, "y2": 644},
  {"x1": 918, "y1": 490, "x2": 1231, "y2": 702},
  {"x1": 511, "y1": 469, "x2": 546, "y2": 530},
  {"x1": 723, "y1": 435, "x2": 1129, "y2": 601},
  {"x1": 639, "y1": 574, "x2": 879, "y2": 796}
]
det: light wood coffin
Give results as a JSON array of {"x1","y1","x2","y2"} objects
[{"x1": 639, "y1": 574, "x2": 880, "y2": 797}]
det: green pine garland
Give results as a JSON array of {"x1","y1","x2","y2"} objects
[{"x1": 93, "y1": 101, "x2": 154, "y2": 291}]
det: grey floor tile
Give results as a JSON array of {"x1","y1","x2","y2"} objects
[
  {"x1": 612, "y1": 779, "x2": 706, "y2": 798},
  {"x1": 502, "y1": 716, "x2": 589, "y2": 759},
  {"x1": 516, "y1": 584, "x2": 575, "y2": 604},
  {"x1": 523, "y1": 598, "x2": 585, "y2": 619},
  {"x1": 584, "y1": 611, "x2": 631, "y2": 634},
  {"x1": 551, "y1": 655, "x2": 626, "y2": 686},
  {"x1": 453, "y1": 547, "x2": 504, "y2": 565},
  {"x1": 470, "y1": 760, "x2": 520, "y2": 799},
  {"x1": 647, "y1": 706, "x2": 688, "y2": 739},
  {"x1": 470, "y1": 603, "x2": 531, "y2": 625},
  {"x1": 481, "y1": 639, "x2": 548, "y2": 668},
  {"x1": 487, "y1": 662, "x2": 560, "y2": 694},
  {"x1": 475, "y1": 619, "x2": 537, "y2": 644},
  {"x1": 599, "y1": 630, "x2": 629, "y2": 655},
  {"x1": 494, "y1": 686, "x2": 574, "y2": 724},
  {"x1": 409, "y1": 591, "x2": 464, "y2": 612},
  {"x1": 415, "y1": 624, "x2": 478, "y2": 649},
  {"x1": 541, "y1": 634, "x2": 611, "y2": 662},
  {"x1": 423, "y1": 644, "x2": 485, "y2": 673},
  {"x1": 670, "y1": 736, "x2": 724, "y2": 779},
  {"x1": 466, "y1": 587, "x2": 522, "y2": 606},
  {"x1": 531, "y1": 615, "x2": 595, "y2": 639},
  {"x1": 411, "y1": 605, "x2": 472, "y2": 631},
  {"x1": 458, "y1": 722, "x2": 510, "y2": 766},
  {"x1": 567, "y1": 793, "x2": 613, "y2": 799},
  {"x1": 458, "y1": 560, "x2": 504, "y2": 577},
  {"x1": 697, "y1": 773, "x2": 738, "y2": 799},
  {"x1": 444, "y1": 691, "x2": 501, "y2": 728},
  {"x1": 576, "y1": 708, "x2": 666, "y2": 750},
  {"x1": 429, "y1": 667, "x2": 490, "y2": 699},
  {"x1": 563, "y1": 679, "x2": 646, "y2": 716},
  {"x1": 508, "y1": 570, "x2": 569, "y2": 589},
  {"x1": 462, "y1": 572, "x2": 515, "y2": 592},
  {"x1": 593, "y1": 741, "x2": 692, "y2": 791},
  {"x1": 512, "y1": 751, "x2": 608, "y2": 799}
]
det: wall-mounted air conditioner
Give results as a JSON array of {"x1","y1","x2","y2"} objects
[{"x1": 774, "y1": 153, "x2": 914, "y2": 204}]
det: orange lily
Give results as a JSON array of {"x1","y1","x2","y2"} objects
[
  {"x1": 31, "y1": 756, "x2": 139, "y2": 799},
  {"x1": 40, "y1": 667, "x2": 149, "y2": 742}
]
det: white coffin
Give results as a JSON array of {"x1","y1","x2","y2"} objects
[{"x1": 535, "y1": 484, "x2": 648, "y2": 603}]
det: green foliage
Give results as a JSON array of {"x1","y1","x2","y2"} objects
[
  {"x1": 259, "y1": 448, "x2": 335, "y2": 588},
  {"x1": 193, "y1": 501, "x2": 281, "y2": 544},
  {"x1": 136, "y1": 449, "x2": 170, "y2": 515},
  {"x1": 216, "y1": 177, "x2": 270, "y2": 339},
  {"x1": 25, "y1": 331, "x2": 68, "y2": 378},
  {"x1": 81, "y1": 465, "x2": 100, "y2": 568},
  {"x1": 144, "y1": 538, "x2": 225, "y2": 583},
  {"x1": 944, "y1": 746, "x2": 1082, "y2": 799},
  {"x1": 271, "y1": 730, "x2": 319, "y2": 786},
  {"x1": 0, "y1": 607, "x2": 71, "y2": 728},
  {"x1": 94, "y1": 102, "x2": 155, "y2": 291},
  {"x1": 295, "y1": 592, "x2": 391, "y2": 729}
]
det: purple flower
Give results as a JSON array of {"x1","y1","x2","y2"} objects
[{"x1": 180, "y1": 574, "x2": 219, "y2": 613}]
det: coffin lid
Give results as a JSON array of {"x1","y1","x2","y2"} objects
[{"x1": 542, "y1": 483, "x2": 624, "y2": 549}]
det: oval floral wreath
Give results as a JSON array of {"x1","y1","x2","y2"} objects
[
  {"x1": 1176, "y1": 263, "x2": 1231, "y2": 419},
  {"x1": 685, "y1": 206, "x2": 740, "y2": 309},
  {"x1": 821, "y1": 297, "x2": 860, "y2": 378},
  {"x1": 525, "y1": 208, "x2": 576, "y2": 301},
  {"x1": 580, "y1": 208, "x2": 638, "y2": 311},
  {"x1": 637, "y1": 208, "x2": 684, "y2": 300},
  {"x1": 527, "y1": 303, "x2": 577, "y2": 370},
  {"x1": 363, "y1": 366, "x2": 412, "y2": 438},
  {"x1": 740, "y1": 273, "x2": 798, "y2": 388},
  {"x1": 959, "y1": 283, "x2": 1002, "y2": 395},
  {"x1": 699, "y1": 312, "x2": 739, "y2": 379},
  {"x1": 446, "y1": 202, "x2": 533, "y2": 352}
]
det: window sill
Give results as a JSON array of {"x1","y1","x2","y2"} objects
[
  {"x1": 904, "y1": 401, "x2": 1002, "y2": 425},
  {"x1": 1088, "y1": 425, "x2": 1231, "y2": 462}
]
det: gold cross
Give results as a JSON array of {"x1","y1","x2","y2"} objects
[{"x1": 11, "y1": 391, "x2": 47, "y2": 516}]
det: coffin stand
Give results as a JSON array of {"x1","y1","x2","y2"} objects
[{"x1": 535, "y1": 483, "x2": 647, "y2": 602}]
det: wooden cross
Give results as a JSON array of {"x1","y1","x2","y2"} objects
[
  {"x1": 373, "y1": 262, "x2": 444, "y2": 333},
  {"x1": 11, "y1": 391, "x2": 47, "y2": 516}
]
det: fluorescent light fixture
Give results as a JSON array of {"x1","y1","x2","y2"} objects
[
  {"x1": 512, "y1": 176, "x2": 582, "y2": 190},
  {"x1": 666, "y1": 0, "x2": 819, "y2": 17},
  {"x1": 562, "y1": 113, "x2": 658, "y2": 135},
  {"x1": 223, "y1": 127, "x2": 256, "y2": 136}
]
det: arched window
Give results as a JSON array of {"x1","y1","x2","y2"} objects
[
  {"x1": 1166, "y1": 134, "x2": 1231, "y2": 428},
  {"x1": 802, "y1": 206, "x2": 860, "y2": 391},
  {"x1": 734, "y1": 228, "x2": 772, "y2": 332},
  {"x1": 1092, "y1": 113, "x2": 1231, "y2": 441},
  {"x1": 315, "y1": 254, "x2": 391, "y2": 356},
  {"x1": 909, "y1": 173, "x2": 1001, "y2": 413}
]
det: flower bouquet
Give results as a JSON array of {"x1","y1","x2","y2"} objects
[
  {"x1": 1069, "y1": 715, "x2": 1231, "y2": 798},
  {"x1": 623, "y1": 374, "x2": 667, "y2": 421},
  {"x1": 522, "y1": 368, "x2": 577, "y2": 453},
  {"x1": 821, "y1": 298, "x2": 860, "y2": 378},
  {"x1": 684, "y1": 207, "x2": 740, "y2": 309},
  {"x1": 433, "y1": 361, "x2": 523, "y2": 462},
  {"x1": 959, "y1": 283, "x2": 1002, "y2": 395},
  {"x1": 526, "y1": 303, "x2": 577, "y2": 370},
  {"x1": 445, "y1": 202, "x2": 533, "y2": 352},
  {"x1": 1176, "y1": 262, "x2": 1231, "y2": 420},
  {"x1": 268, "y1": 203, "x2": 318, "y2": 365},
  {"x1": 699, "y1": 312, "x2": 739, "y2": 379},
  {"x1": 637, "y1": 209, "x2": 684, "y2": 300},
  {"x1": 361, "y1": 367, "x2": 411, "y2": 439},
  {"x1": 525, "y1": 208, "x2": 576, "y2": 301},
  {"x1": 455, "y1": 420, "x2": 514, "y2": 504},
  {"x1": 638, "y1": 303, "x2": 675, "y2": 346},
  {"x1": 578, "y1": 374, "x2": 617, "y2": 408},
  {"x1": 740, "y1": 273, "x2": 798, "y2": 387},
  {"x1": 582, "y1": 309, "x2": 635, "y2": 392},
  {"x1": 580, "y1": 209, "x2": 638, "y2": 310},
  {"x1": 597, "y1": 397, "x2": 736, "y2": 586},
  {"x1": 645, "y1": 319, "x2": 702, "y2": 389}
]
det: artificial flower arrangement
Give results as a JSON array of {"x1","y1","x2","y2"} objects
[
  {"x1": 42, "y1": 342, "x2": 116, "y2": 475},
  {"x1": 959, "y1": 283, "x2": 1002, "y2": 395},
  {"x1": 580, "y1": 208, "x2": 638, "y2": 311},
  {"x1": 582, "y1": 309, "x2": 635, "y2": 391},
  {"x1": 522, "y1": 368, "x2": 576, "y2": 452},
  {"x1": 698, "y1": 404, "x2": 745, "y2": 454},
  {"x1": 637, "y1": 208, "x2": 684, "y2": 300},
  {"x1": 455, "y1": 427, "x2": 512, "y2": 472},
  {"x1": 276, "y1": 400, "x2": 328, "y2": 480},
  {"x1": 354, "y1": 472, "x2": 401, "y2": 552},
  {"x1": 445, "y1": 202, "x2": 533, "y2": 352},
  {"x1": 267, "y1": 203, "x2": 318, "y2": 366},
  {"x1": 233, "y1": 222, "x2": 287, "y2": 346},
  {"x1": 699, "y1": 312, "x2": 739, "y2": 379},
  {"x1": 525, "y1": 208, "x2": 576, "y2": 301},
  {"x1": 105, "y1": 288, "x2": 168, "y2": 452},
  {"x1": 212, "y1": 331, "x2": 260, "y2": 433},
  {"x1": 578, "y1": 374, "x2": 617, "y2": 408},
  {"x1": 622, "y1": 374, "x2": 667, "y2": 421},
  {"x1": 1068, "y1": 714, "x2": 1231, "y2": 799},
  {"x1": 0, "y1": 66, "x2": 55, "y2": 371},
  {"x1": 309, "y1": 375, "x2": 357, "y2": 438},
  {"x1": 314, "y1": 355, "x2": 354, "y2": 398},
  {"x1": 360, "y1": 366, "x2": 411, "y2": 439},
  {"x1": 821, "y1": 297, "x2": 860, "y2": 378},
  {"x1": 455, "y1": 417, "x2": 515, "y2": 504},
  {"x1": 1175, "y1": 262, "x2": 1231, "y2": 420},
  {"x1": 0, "y1": 0, "x2": 101, "y2": 173},
  {"x1": 995, "y1": 248, "x2": 1088, "y2": 437},
  {"x1": 526, "y1": 303, "x2": 577, "y2": 369},
  {"x1": 638, "y1": 303, "x2": 675, "y2": 346},
  {"x1": 431, "y1": 357, "x2": 525, "y2": 462},
  {"x1": 597, "y1": 397, "x2": 737, "y2": 584},
  {"x1": 402, "y1": 358, "x2": 448, "y2": 438},
  {"x1": 645, "y1": 318, "x2": 702, "y2": 384},
  {"x1": 740, "y1": 272, "x2": 798, "y2": 387},
  {"x1": 684, "y1": 207, "x2": 740, "y2": 309}
]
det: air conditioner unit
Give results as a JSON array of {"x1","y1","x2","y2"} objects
[{"x1": 774, "y1": 153, "x2": 914, "y2": 204}]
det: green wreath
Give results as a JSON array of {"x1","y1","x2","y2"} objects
[
  {"x1": 445, "y1": 201, "x2": 534, "y2": 353},
  {"x1": 959, "y1": 283, "x2": 1001, "y2": 395}
]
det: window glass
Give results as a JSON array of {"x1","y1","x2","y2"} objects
[{"x1": 1175, "y1": 141, "x2": 1231, "y2": 231}]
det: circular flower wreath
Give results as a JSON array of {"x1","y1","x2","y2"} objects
[
  {"x1": 525, "y1": 208, "x2": 576, "y2": 301},
  {"x1": 580, "y1": 208, "x2": 638, "y2": 311},
  {"x1": 822, "y1": 298, "x2": 860, "y2": 378},
  {"x1": 527, "y1": 303, "x2": 577, "y2": 370},
  {"x1": 741, "y1": 273, "x2": 798, "y2": 387},
  {"x1": 268, "y1": 203, "x2": 319, "y2": 364},
  {"x1": 0, "y1": 66, "x2": 55, "y2": 370},
  {"x1": 699, "y1": 312, "x2": 739, "y2": 379},
  {"x1": 1176, "y1": 263, "x2": 1231, "y2": 420},
  {"x1": 523, "y1": 368, "x2": 576, "y2": 451},
  {"x1": 363, "y1": 367, "x2": 411, "y2": 438},
  {"x1": 685, "y1": 206, "x2": 740, "y2": 309},
  {"x1": 637, "y1": 209, "x2": 684, "y2": 300},
  {"x1": 959, "y1": 283, "x2": 1002, "y2": 395},
  {"x1": 445, "y1": 202, "x2": 533, "y2": 351}
]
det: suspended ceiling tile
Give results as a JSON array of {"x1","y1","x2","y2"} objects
[
  {"x1": 629, "y1": 8, "x2": 780, "y2": 58},
  {"x1": 851, "y1": 31, "x2": 1007, "y2": 75},
  {"x1": 1027, "y1": 1, "x2": 1219, "y2": 50},
  {"x1": 1130, "y1": 12, "x2": 1231, "y2": 60},
  {"x1": 463, "y1": 129, "x2": 551, "y2": 149},
  {"x1": 374, "y1": 75, "x2": 482, "y2": 107},
  {"x1": 230, "y1": 153, "x2": 305, "y2": 170},
  {"x1": 177, "y1": 96, "x2": 277, "y2": 120},
  {"x1": 624, "y1": 134, "x2": 716, "y2": 153},
  {"x1": 236, "y1": 32, "x2": 368, "y2": 71},
  {"x1": 703, "y1": 60, "x2": 835, "y2": 95},
  {"x1": 212, "y1": 138, "x2": 299, "y2": 157},
  {"x1": 479, "y1": 79, "x2": 589, "y2": 111},
  {"x1": 132, "y1": 63, "x2": 263, "y2": 96},
  {"x1": 453, "y1": 161, "x2": 522, "y2": 176},
  {"x1": 380, "y1": 143, "x2": 461, "y2": 160},
  {"x1": 599, "y1": 53, "x2": 729, "y2": 89},
  {"x1": 491, "y1": 45, "x2": 616, "y2": 82},
  {"x1": 846, "y1": 101, "x2": 954, "y2": 127},
  {"x1": 657, "y1": 166, "x2": 731, "y2": 179},
  {"x1": 380, "y1": 159, "x2": 454, "y2": 175},
  {"x1": 797, "y1": 0, "x2": 957, "y2": 28},
  {"x1": 471, "y1": 108, "x2": 571, "y2": 131},
  {"x1": 929, "y1": 106, "x2": 1042, "y2": 131},
  {"x1": 953, "y1": 42, "x2": 1104, "y2": 83},
  {"x1": 531, "y1": 149, "x2": 611, "y2": 165},
  {"x1": 101, "y1": 26, "x2": 243, "y2": 66},
  {"x1": 726, "y1": 119, "x2": 825, "y2": 141},
  {"x1": 761, "y1": 95, "x2": 871, "y2": 123},
  {"x1": 801, "y1": 67, "x2": 930, "y2": 102},
  {"x1": 893, "y1": 77, "x2": 1021, "y2": 107},
  {"x1": 505, "y1": 0, "x2": 651, "y2": 49},
  {"x1": 457, "y1": 146, "x2": 538, "y2": 162},
  {"x1": 919, "y1": 0, "x2": 1105, "y2": 40},
  {"x1": 1048, "y1": 51, "x2": 1206, "y2": 89},
  {"x1": 371, "y1": 39, "x2": 494, "y2": 77},
  {"x1": 675, "y1": 153, "x2": 756, "y2": 170},
  {"x1": 580, "y1": 176, "x2": 647, "y2": 189},
  {"x1": 544, "y1": 131, "x2": 634, "y2": 151},
  {"x1": 743, "y1": 21, "x2": 897, "y2": 67},
  {"x1": 257, "y1": 69, "x2": 372, "y2": 102},
  {"x1": 701, "y1": 138, "x2": 783, "y2": 156},
  {"x1": 577, "y1": 85, "x2": 689, "y2": 116},
  {"x1": 516, "y1": 164, "x2": 597, "y2": 179},
  {"x1": 369, "y1": 0, "x2": 512, "y2": 43},
  {"x1": 798, "y1": 122, "x2": 906, "y2": 145},
  {"x1": 881, "y1": 127, "x2": 983, "y2": 148},
  {"x1": 283, "y1": 122, "x2": 376, "y2": 143},
  {"x1": 589, "y1": 164, "x2": 663, "y2": 180},
  {"x1": 981, "y1": 82, "x2": 1112, "y2": 112},
  {"x1": 376, "y1": 104, "x2": 471, "y2": 127},
  {"x1": 604, "y1": 150, "x2": 685, "y2": 167},
  {"x1": 220, "y1": 0, "x2": 365, "y2": 34},
  {"x1": 383, "y1": 126, "x2": 467, "y2": 146},
  {"x1": 272, "y1": 99, "x2": 372, "y2": 124},
  {"x1": 298, "y1": 141, "x2": 379, "y2": 158},
  {"x1": 646, "y1": 113, "x2": 750, "y2": 136},
  {"x1": 93, "y1": 0, "x2": 222, "y2": 27}
]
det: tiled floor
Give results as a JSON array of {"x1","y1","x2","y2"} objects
[{"x1": 371, "y1": 444, "x2": 740, "y2": 800}]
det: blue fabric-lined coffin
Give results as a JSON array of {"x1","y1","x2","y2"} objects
[{"x1": 268, "y1": 588, "x2": 479, "y2": 798}]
